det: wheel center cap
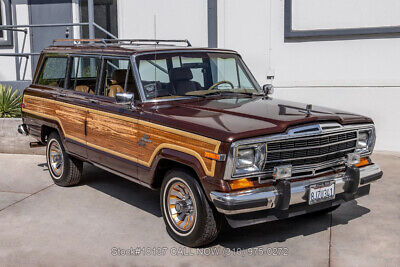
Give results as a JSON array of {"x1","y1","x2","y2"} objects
[{"x1": 175, "y1": 203, "x2": 182, "y2": 212}]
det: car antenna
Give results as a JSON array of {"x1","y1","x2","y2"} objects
[{"x1": 154, "y1": 14, "x2": 159, "y2": 110}]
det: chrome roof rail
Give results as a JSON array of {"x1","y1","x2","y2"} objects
[{"x1": 52, "y1": 38, "x2": 192, "y2": 47}]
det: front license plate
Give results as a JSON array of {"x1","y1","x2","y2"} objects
[{"x1": 308, "y1": 182, "x2": 335, "y2": 205}]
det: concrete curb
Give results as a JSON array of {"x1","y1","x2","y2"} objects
[{"x1": 0, "y1": 118, "x2": 45, "y2": 155}]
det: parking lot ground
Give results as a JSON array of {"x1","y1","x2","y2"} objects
[{"x1": 0, "y1": 152, "x2": 399, "y2": 267}]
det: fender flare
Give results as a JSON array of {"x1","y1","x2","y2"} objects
[{"x1": 152, "y1": 148, "x2": 207, "y2": 179}]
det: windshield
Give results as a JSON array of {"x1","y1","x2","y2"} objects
[{"x1": 135, "y1": 52, "x2": 261, "y2": 100}]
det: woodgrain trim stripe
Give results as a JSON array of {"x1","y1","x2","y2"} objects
[{"x1": 22, "y1": 95, "x2": 221, "y2": 176}]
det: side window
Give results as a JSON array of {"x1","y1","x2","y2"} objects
[
  {"x1": 37, "y1": 57, "x2": 68, "y2": 87},
  {"x1": 101, "y1": 58, "x2": 139, "y2": 99},
  {"x1": 68, "y1": 56, "x2": 101, "y2": 94}
]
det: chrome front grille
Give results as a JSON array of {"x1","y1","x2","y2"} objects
[{"x1": 260, "y1": 130, "x2": 358, "y2": 181}]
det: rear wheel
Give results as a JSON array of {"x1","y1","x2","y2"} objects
[
  {"x1": 46, "y1": 132, "x2": 83, "y2": 186},
  {"x1": 160, "y1": 169, "x2": 221, "y2": 247}
]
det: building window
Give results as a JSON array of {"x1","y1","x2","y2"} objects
[
  {"x1": 79, "y1": 0, "x2": 118, "y2": 39},
  {"x1": 0, "y1": 0, "x2": 13, "y2": 46}
]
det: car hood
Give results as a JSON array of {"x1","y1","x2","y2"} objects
[{"x1": 142, "y1": 96, "x2": 373, "y2": 143}]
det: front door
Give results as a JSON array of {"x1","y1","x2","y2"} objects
[{"x1": 85, "y1": 57, "x2": 141, "y2": 180}]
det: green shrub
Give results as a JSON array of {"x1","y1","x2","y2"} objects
[{"x1": 0, "y1": 84, "x2": 23, "y2": 118}]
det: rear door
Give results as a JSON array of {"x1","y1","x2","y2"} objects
[{"x1": 59, "y1": 55, "x2": 103, "y2": 158}]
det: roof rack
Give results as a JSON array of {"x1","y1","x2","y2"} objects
[{"x1": 52, "y1": 38, "x2": 192, "y2": 47}]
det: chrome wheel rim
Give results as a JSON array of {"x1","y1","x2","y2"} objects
[
  {"x1": 166, "y1": 180, "x2": 197, "y2": 232},
  {"x1": 48, "y1": 140, "x2": 64, "y2": 178}
]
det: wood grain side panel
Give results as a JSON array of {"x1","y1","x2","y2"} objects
[
  {"x1": 56, "y1": 105, "x2": 86, "y2": 142},
  {"x1": 86, "y1": 111, "x2": 139, "y2": 160},
  {"x1": 23, "y1": 95, "x2": 55, "y2": 117},
  {"x1": 22, "y1": 95, "x2": 222, "y2": 177},
  {"x1": 138, "y1": 123, "x2": 220, "y2": 176},
  {"x1": 23, "y1": 95, "x2": 86, "y2": 143}
]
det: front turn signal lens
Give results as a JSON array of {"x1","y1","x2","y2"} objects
[
  {"x1": 229, "y1": 178, "x2": 254, "y2": 190},
  {"x1": 355, "y1": 157, "x2": 370, "y2": 168},
  {"x1": 204, "y1": 151, "x2": 226, "y2": 161}
]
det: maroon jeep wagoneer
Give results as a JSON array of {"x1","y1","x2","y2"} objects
[{"x1": 18, "y1": 39, "x2": 383, "y2": 247}]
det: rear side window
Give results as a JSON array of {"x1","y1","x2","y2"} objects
[
  {"x1": 37, "y1": 57, "x2": 68, "y2": 87},
  {"x1": 67, "y1": 56, "x2": 101, "y2": 95}
]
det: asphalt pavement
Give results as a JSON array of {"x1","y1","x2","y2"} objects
[{"x1": 0, "y1": 152, "x2": 399, "y2": 266}]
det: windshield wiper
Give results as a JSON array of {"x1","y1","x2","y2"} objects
[{"x1": 154, "y1": 94, "x2": 206, "y2": 99}]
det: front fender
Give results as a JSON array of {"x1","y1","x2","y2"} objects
[{"x1": 146, "y1": 148, "x2": 230, "y2": 199}]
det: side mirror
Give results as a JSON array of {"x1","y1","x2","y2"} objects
[
  {"x1": 116, "y1": 92, "x2": 135, "y2": 107},
  {"x1": 262, "y1": 84, "x2": 274, "y2": 96}
]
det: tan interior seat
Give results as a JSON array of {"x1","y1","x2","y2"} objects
[
  {"x1": 48, "y1": 81, "x2": 59, "y2": 87},
  {"x1": 108, "y1": 69, "x2": 127, "y2": 97},
  {"x1": 108, "y1": 85, "x2": 124, "y2": 98},
  {"x1": 75, "y1": 85, "x2": 94, "y2": 94}
]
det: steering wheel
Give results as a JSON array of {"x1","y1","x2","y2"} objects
[{"x1": 207, "y1": 80, "x2": 234, "y2": 91}]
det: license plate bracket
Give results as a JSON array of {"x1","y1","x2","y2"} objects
[{"x1": 308, "y1": 181, "x2": 335, "y2": 205}]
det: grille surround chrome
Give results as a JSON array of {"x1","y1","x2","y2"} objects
[{"x1": 224, "y1": 122, "x2": 375, "y2": 180}]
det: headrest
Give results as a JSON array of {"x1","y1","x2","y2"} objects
[
  {"x1": 112, "y1": 69, "x2": 127, "y2": 84},
  {"x1": 169, "y1": 67, "x2": 193, "y2": 81}
]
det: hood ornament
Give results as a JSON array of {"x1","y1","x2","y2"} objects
[
  {"x1": 306, "y1": 104, "x2": 312, "y2": 116},
  {"x1": 299, "y1": 104, "x2": 313, "y2": 116}
]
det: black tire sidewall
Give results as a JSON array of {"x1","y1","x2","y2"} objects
[
  {"x1": 161, "y1": 169, "x2": 218, "y2": 247},
  {"x1": 46, "y1": 132, "x2": 71, "y2": 185}
]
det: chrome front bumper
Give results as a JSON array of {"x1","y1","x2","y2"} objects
[{"x1": 210, "y1": 164, "x2": 383, "y2": 215}]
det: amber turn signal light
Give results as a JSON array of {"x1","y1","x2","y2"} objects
[
  {"x1": 229, "y1": 178, "x2": 254, "y2": 190},
  {"x1": 204, "y1": 151, "x2": 226, "y2": 161},
  {"x1": 355, "y1": 157, "x2": 370, "y2": 168}
]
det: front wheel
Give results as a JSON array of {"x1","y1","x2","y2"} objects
[
  {"x1": 46, "y1": 131, "x2": 83, "y2": 186},
  {"x1": 160, "y1": 169, "x2": 221, "y2": 247}
]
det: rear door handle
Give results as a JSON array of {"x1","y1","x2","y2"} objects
[
  {"x1": 59, "y1": 93, "x2": 67, "y2": 97},
  {"x1": 89, "y1": 99, "x2": 99, "y2": 104}
]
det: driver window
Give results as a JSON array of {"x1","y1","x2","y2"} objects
[{"x1": 100, "y1": 58, "x2": 129, "y2": 98}]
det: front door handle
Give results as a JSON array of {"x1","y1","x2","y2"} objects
[
  {"x1": 89, "y1": 99, "x2": 99, "y2": 104},
  {"x1": 59, "y1": 93, "x2": 67, "y2": 97}
]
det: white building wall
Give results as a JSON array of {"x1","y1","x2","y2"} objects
[
  {"x1": 216, "y1": 0, "x2": 400, "y2": 151},
  {"x1": 118, "y1": 0, "x2": 208, "y2": 47},
  {"x1": 0, "y1": 0, "x2": 397, "y2": 151},
  {"x1": 0, "y1": 0, "x2": 32, "y2": 81}
]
